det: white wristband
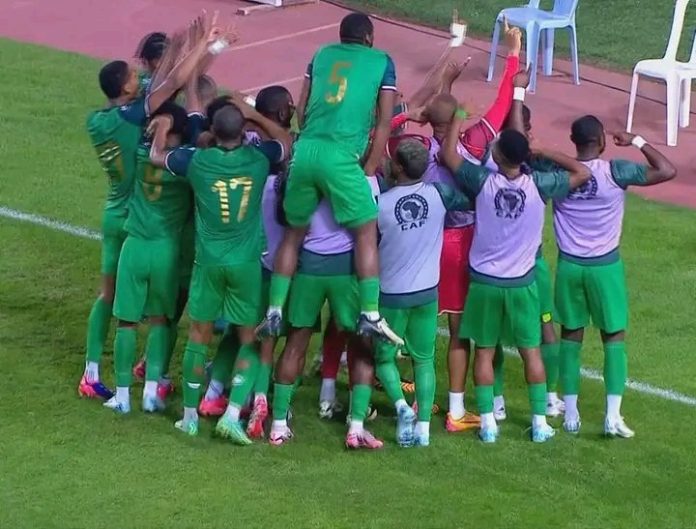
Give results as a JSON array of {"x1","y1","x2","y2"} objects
[
  {"x1": 449, "y1": 22, "x2": 467, "y2": 47},
  {"x1": 207, "y1": 39, "x2": 228, "y2": 55},
  {"x1": 513, "y1": 87, "x2": 526, "y2": 102},
  {"x1": 243, "y1": 95, "x2": 256, "y2": 107},
  {"x1": 631, "y1": 135, "x2": 647, "y2": 149}
]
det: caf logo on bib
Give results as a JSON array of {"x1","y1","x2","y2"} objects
[
  {"x1": 568, "y1": 175, "x2": 598, "y2": 200},
  {"x1": 395, "y1": 194, "x2": 429, "y2": 231},
  {"x1": 494, "y1": 188, "x2": 526, "y2": 219}
]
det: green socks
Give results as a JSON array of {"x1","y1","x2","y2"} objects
[
  {"x1": 475, "y1": 384, "x2": 494, "y2": 414},
  {"x1": 357, "y1": 277, "x2": 380, "y2": 313},
  {"x1": 114, "y1": 326, "x2": 137, "y2": 387},
  {"x1": 269, "y1": 274, "x2": 292, "y2": 310},
  {"x1": 182, "y1": 341, "x2": 208, "y2": 408},
  {"x1": 272, "y1": 382, "x2": 294, "y2": 420},
  {"x1": 209, "y1": 330, "x2": 240, "y2": 384},
  {"x1": 541, "y1": 341, "x2": 560, "y2": 392},
  {"x1": 560, "y1": 339, "x2": 582, "y2": 395},
  {"x1": 253, "y1": 362, "x2": 273, "y2": 396},
  {"x1": 493, "y1": 344, "x2": 505, "y2": 397},
  {"x1": 414, "y1": 359, "x2": 436, "y2": 422},
  {"x1": 603, "y1": 341, "x2": 627, "y2": 396},
  {"x1": 85, "y1": 297, "x2": 112, "y2": 363},
  {"x1": 350, "y1": 384, "x2": 373, "y2": 422},
  {"x1": 528, "y1": 383, "x2": 547, "y2": 416},
  {"x1": 375, "y1": 346, "x2": 405, "y2": 405},
  {"x1": 144, "y1": 325, "x2": 168, "y2": 382},
  {"x1": 228, "y1": 344, "x2": 260, "y2": 408}
]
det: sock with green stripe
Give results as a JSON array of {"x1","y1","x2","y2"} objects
[
  {"x1": 228, "y1": 344, "x2": 260, "y2": 409},
  {"x1": 603, "y1": 341, "x2": 627, "y2": 420},
  {"x1": 182, "y1": 341, "x2": 208, "y2": 409},
  {"x1": 84, "y1": 297, "x2": 112, "y2": 381},
  {"x1": 541, "y1": 341, "x2": 560, "y2": 392}
]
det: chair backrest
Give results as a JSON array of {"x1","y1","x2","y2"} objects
[
  {"x1": 689, "y1": 28, "x2": 696, "y2": 64},
  {"x1": 551, "y1": 0, "x2": 579, "y2": 18},
  {"x1": 663, "y1": 0, "x2": 690, "y2": 61}
]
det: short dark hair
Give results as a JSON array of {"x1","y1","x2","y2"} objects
[
  {"x1": 213, "y1": 104, "x2": 245, "y2": 142},
  {"x1": 395, "y1": 139, "x2": 429, "y2": 180},
  {"x1": 256, "y1": 85, "x2": 291, "y2": 118},
  {"x1": 205, "y1": 95, "x2": 233, "y2": 126},
  {"x1": 497, "y1": 129, "x2": 530, "y2": 166},
  {"x1": 136, "y1": 32, "x2": 168, "y2": 62},
  {"x1": 151, "y1": 100, "x2": 188, "y2": 137},
  {"x1": 99, "y1": 60, "x2": 130, "y2": 99},
  {"x1": 340, "y1": 12, "x2": 373, "y2": 44},
  {"x1": 571, "y1": 115, "x2": 604, "y2": 146}
]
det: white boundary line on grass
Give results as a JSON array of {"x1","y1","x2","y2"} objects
[{"x1": 2, "y1": 204, "x2": 696, "y2": 408}]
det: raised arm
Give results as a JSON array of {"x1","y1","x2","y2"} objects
[
  {"x1": 535, "y1": 148, "x2": 591, "y2": 190},
  {"x1": 611, "y1": 132, "x2": 677, "y2": 185},
  {"x1": 231, "y1": 94, "x2": 293, "y2": 160},
  {"x1": 441, "y1": 106, "x2": 468, "y2": 173},
  {"x1": 362, "y1": 88, "x2": 396, "y2": 176},
  {"x1": 149, "y1": 115, "x2": 174, "y2": 168},
  {"x1": 505, "y1": 69, "x2": 530, "y2": 134},
  {"x1": 148, "y1": 11, "x2": 221, "y2": 113}
]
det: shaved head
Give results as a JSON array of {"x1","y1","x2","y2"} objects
[{"x1": 426, "y1": 94, "x2": 457, "y2": 126}]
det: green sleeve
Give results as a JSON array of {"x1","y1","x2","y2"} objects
[
  {"x1": 451, "y1": 160, "x2": 489, "y2": 196},
  {"x1": 532, "y1": 170, "x2": 572, "y2": 201},
  {"x1": 610, "y1": 159, "x2": 648, "y2": 189},
  {"x1": 433, "y1": 183, "x2": 473, "y2": 212}
]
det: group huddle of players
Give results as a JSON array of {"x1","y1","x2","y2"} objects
[{"x1": 77, "y1": 10, "x2": 676, "y2": 449}]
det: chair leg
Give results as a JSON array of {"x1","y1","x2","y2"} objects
[
  {"x1": 626, "y1": 72, "x2": 639, "y2": 133},
  {"x1": 666, "y1": 76, "x2": 680, "y2": 147},
  {"x1": 527, "y1": 22, "x2": 541, "y2": 93},
  {"x1": 679, "y1": 77, "x2": 691, "y2": 128},
  {"x1": 487, "y1": 19, "x2": 502, "y2": 82},
  {"x1": 568, "y1": 24, "x2": 580, "y2": 85},
  {"x1": 542, "y1": 28, "x2": 554, "y2": 76}
]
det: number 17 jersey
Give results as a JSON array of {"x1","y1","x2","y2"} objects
[
  {"x1": 166, "y1": 141, "x2": 284, "y2": 267},
  {"x1": 302, "y1": 43, "x2": 396, "y2": 158}
]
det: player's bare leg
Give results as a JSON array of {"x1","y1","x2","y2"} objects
[
  {"x1": 446, "y1": 312, "x2": 480, "y2": 432},
  {"x1": 269, "y1": 327, "x2": 313, "y2": 445},
  {"x1": 79, "y1": 274, "x2": 116, "y2": 400},
  {"x1": 345, "y1": 336, "x2": 383, "y2": 450}
]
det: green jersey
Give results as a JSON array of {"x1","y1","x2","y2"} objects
[
  {"x1": 125, "y1": 144, "x2": 193, "y2": 240},
  {"x1": 166, "y1": 141, "x2": 285, "y2": 266},
  {"x1": 302, "y1": 43, "x2": 397, "y2": 157},
  {"x1": 86, "y1": 98, "x2": 149, "y2": 215}
]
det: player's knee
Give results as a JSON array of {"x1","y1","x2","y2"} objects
[
  {"x1": 601, "y1": 329, "x2": 625, "y2": 343},
  {"x1": 561, "y1": 327, "x2": 584, "y2": 341},
  {"x1": 117, "y1": 320, "x2": 137, "y2": 329},
  {"x1": 189, "y1": 322, "x2": 213, "y2": 344},
  {"x1": 149, "y1": 315, "x2": 168, "y2": 326}
]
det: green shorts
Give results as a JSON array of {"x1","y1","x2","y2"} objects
[
  {"x1": 188, "y1": 261, "x2": 262, "y2": 326},
  {"x1": 555, "y1": 257, "x2": 628, "y2": 333},
  {"x1": 461, "y1": 280, "x2": 541, "y2": 348},
  {"x1": 178, "y1": 218, "x2": 195, "y2": 289},
  {"x1": 375, "y1": 301, "x2": 438, "y2": 363},
  {"x1": 113, "y1": 236, "x2": 179, "y2": 322},
  {"x1": 535, "y1": 256, "x2": 555, "y2": 324},
  {"x1": 288, "y1": 273, "x2": 359, "y2": 332},
  {"x1": 284, "y1": 139, "x2": 378, "y2": 229},
  {"x1": 101, "y1": 209, "x2": 127, "y2": 276}
]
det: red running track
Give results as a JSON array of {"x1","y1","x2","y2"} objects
[{"x1": 0, "y1": 0, "x2": 694, "y2": 205}]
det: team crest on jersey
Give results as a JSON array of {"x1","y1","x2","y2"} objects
[
  {"x1": 568, "y1": 175, "x2": 598, "y2": 200},
  {"x1": 494, "y1": 188, "x2": 526, "y2": 219},
  {"x1": 394, "y1": 194, "x2": 429, "y2": 231}
]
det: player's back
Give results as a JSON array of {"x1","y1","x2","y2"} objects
[
  {"x1": 126, "y1": 145, "x2": 192, "y2": 240},
  {"x1": 302, "y1": 43, "x2": 393, "y2": 157},
  {"x1": 188, "y1": 145, "x2": 272, "y2": 266},
  {"x1": 86, "y1": 103, "x2": 145, "y2": 213}
]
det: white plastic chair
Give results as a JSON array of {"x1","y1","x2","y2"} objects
[
  {"x1": 486, "y1": 0, "x2": 580, "y2": 93},
  {"x1": 626, "y1": 0, "x2": 693, "y2": 147}
]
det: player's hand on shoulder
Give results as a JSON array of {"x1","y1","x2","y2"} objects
[{"x1": 147, "y1": 114, "x2": 173, "y2": 136}]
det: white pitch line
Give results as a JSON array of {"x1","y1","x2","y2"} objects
[
  {"x1": 241, "y1": 75, "x2": 306, "y2": 94},
  {"x1": 0, "y1": 206, "x2": 101, "y2": 241},
  {"x1": 230, "y1": 23, "x2": 340, "y2": 51},
  {"x1": 436, "y1": 323, "x2": 696, "y2": 407},
  {"x1": 2, "y1": 204, "x2": 696, "y2": 408}
]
